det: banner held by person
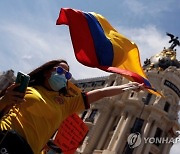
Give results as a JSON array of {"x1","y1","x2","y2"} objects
[{"x1": 54, "y1": 113, "x2": 88, "y2": 154}]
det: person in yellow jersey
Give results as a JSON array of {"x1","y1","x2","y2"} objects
[{"x1": 0, "y1": 59, "x2": 144, "y2": 154}]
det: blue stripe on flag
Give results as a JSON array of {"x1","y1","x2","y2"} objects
[{"x1": 84, "y1": 12, "x2": 114, "y2": 66}]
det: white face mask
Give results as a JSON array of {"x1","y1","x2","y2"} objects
[{"x1": 48, "y1": 72, "x2": 67, "y2": 91}]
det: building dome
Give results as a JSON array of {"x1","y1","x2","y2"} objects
[
  {"x1": 143, "y1": 33, "x2": 180, "y2": 70},
  {"x1": 143, "y1": 48, "x2": 180, "y2": 70}
]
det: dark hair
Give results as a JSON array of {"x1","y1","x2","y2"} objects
[
  {"x1": 28, "y1": 59, "x2": 69, "y2": 95},
  {"x1": 0, "y1": 59, "x2": 69, "y2": 117},
  {"x1": 0, "y1": 59, "x2": 69, "y2": 97},
  {"x1": 28, "y1": 59, "x2": 69, "y2": 86}
]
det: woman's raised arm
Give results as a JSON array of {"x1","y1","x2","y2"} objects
[{"x1": 86, "y1": 82, "x2": 144, "y2": 104}]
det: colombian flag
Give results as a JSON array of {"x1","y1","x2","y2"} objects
[{"x1": 56, "y1": 8, "x2": 161, "y2": 96}]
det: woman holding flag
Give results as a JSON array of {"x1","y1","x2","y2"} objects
[{"x1": 0, "y1": 59, "x2": 144, "y2": 154}]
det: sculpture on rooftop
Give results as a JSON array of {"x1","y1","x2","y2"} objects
[
  {"x1": 143, "y1": 33, "x2": 180, "y2": 70},
  {"x1": 166, "y1": 32, "x2": 180, "y2": 50}
]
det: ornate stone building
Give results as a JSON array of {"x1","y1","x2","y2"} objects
[
  {"x1": 0, "y1": 70, "x2": 15, "y2": 93},
  {"x1": 0, "y1": 39, "x2": 180, "y2": 154},
  {"x1": 74, "y1": 47, "x2": 180, "y2": 154}
]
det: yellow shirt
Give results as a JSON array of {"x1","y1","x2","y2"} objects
[{"x1": 0, "y1": 83, "x2": 86, "y2": 154}]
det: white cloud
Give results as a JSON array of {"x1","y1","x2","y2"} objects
[
  {"x1": 0, "y1": 21, "x2": 110, "y2": 79},
  {"x1": 123, "y1": 0, "x2": 173, "y2": 16},
  {"x1": 0, "y1": 1, "x2": 179, "y2": 81},
  {"x1": 1, "y1": 21, "x2": 179, "y2": 80},
  {"x1": 0, "y1": 22, "x2": 67, "y2": 69},
  {"x1": 115, "y1": 25, "x2": 180, "y2": 64},
  {"x1": 123, "y1": 0, "x2": 146, "y2": 15}
]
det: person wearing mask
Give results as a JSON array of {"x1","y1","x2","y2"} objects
[{"x1": 0, "y1": 59, "x2": 144, "y2": 154}]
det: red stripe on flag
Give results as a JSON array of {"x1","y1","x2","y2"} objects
[
  {"x1": 99, "y1": 66, "x2": 148, "y2": 85},
  {"x1": 56, "y1": 8, "x2": 99, "y2": 67}
]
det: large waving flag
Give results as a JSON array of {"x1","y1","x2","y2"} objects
[{"x1": 56, "y1": 8, "x2": 161, "y2": 96}]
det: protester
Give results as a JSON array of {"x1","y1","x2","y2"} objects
[{"x1": 0, "y1": 59, "x2": 144, "y2": 154}]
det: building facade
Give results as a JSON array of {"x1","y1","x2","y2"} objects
[
  {"x1": 0, "y1": 49, "x2": 179, "y2": 154},
  {"x1": 74, "y1": 48, "x2": 180, "y2": 154},
  {"x1": 0, "y1": 70, "x2": 15, "y2": 93}
]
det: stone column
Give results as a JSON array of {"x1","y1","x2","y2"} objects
[
  {"x1": 143, "y1": 121, "x2": 157, "y2": 154},
  {"x1": 162, "y1": 143, "x2": 171, "y2": 154},
  {"x1": 96, "y1": 114, "x2": 115, "y2": 150},
  {"x1": 161, "y1": 133, "x2": 170, "y2": 154},
  {"x1": 107, "y1": 112, "x2": 126, "y2": 150},
  {"x1": 112, "y1": 113, "x2": 133, "y2": 153},
  {"x1": 135, "y1": 117, "x2": 153, "y2": 153},
  {"x1": 82, "y1": 103, "x2": 112, "y2": 154},
  {"x1": 166, "y1": 143, "x2": 173, "y2": 154}
]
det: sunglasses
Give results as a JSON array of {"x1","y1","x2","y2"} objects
[{"x1": 56, "y1": 66, "x2": 72, "y2": 80}]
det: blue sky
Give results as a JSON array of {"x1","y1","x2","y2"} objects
[
  {"x1": 1, "y1": 0, "x2": 180, "y2": 79},
  {"x1": 0, "y1": 0, "x2": 180, "y2": 153}
]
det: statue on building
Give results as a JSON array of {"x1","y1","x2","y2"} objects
[
  {"x1": 143, "y1": 33, "x2": 180, "y2": 70},
  {"x1": 166, "y1": 32, "x2": 180, "y2": 50}
]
